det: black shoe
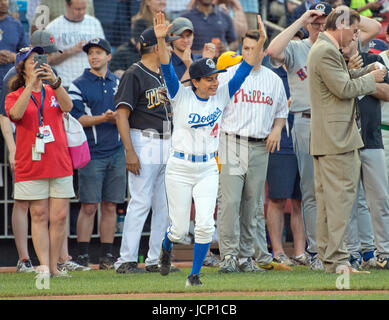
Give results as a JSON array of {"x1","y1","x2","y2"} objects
[
  {"x1": 145, "y1": 264, "x2": 160, "y2": 273},
  {"x1": 185, "y1": 274, "x2": 202, "y2": 287},
  {"x1": 159, "y1": 248, "x2": 172, "y2": 276},
  {"x1": 116, "y1": 262, "x2": 145, "y2": 274},
  {"x1": 146, "y1": 264, "x2": 182, "y2": 273},
  {"x1": 76, "y1": 254, "x2": 89, "y2": 267},
  {"x1": 99, "y1": 253, "x2": 116, "y2": 270}
]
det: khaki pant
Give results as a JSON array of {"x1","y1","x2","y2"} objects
[
  {"x1": 313, "y1": 150, "x2": 361, "y2": 273},
  {"x1": 217, "y1": 133, "x2": 269, "y2": 259}
]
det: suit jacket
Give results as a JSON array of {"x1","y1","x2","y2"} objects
[{"x1": 307, "y1": 32, "x2": 377, "y2": 156}]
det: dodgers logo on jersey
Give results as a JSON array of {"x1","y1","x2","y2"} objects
[{"x1": 188, "y1": 107, "x2": 222, "y2": 128}]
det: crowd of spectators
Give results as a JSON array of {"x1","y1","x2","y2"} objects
[{"x1": 2, "y1": 0, "x2": 389, "y2": 276}]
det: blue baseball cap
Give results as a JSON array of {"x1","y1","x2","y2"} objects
[
  {"x1": 309, "y1": 1, "x2": 333, "y2": 16},
  {"x1": 182, "y1": 58, "x2": 227, "y2": 83},
  {"x1": 15, "y1": 46, "x2": 45, "y2": 66},
  {"x1": 83, "y1": 38, "x2": 112, "y2": 54}
]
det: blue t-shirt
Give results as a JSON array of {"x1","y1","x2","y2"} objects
[
  {"x1": 171, "y1": 51, "x2": 202, "y2": 81},
  {"x1": 181, "y1": 5, "x2": 237, "y2": 52},
  {"x1": 0, "y1": 15, "x2": 28, "y2": 93},
  {"x1": 262, "y1": 55, "x2": 294, "y2": 155},
  {"x1": 68, "y1": 69, "x2": 123, "y2": 159}
]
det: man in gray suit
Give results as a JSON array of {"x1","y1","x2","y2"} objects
[{"x1": 307, "y1": 6, "x2": 387, "y2": 273}]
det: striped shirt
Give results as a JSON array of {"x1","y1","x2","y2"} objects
[{"x1": 219, "y1": 63, "x2": 289, "y2": 139}]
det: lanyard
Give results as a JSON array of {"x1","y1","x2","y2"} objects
[{"x1": 30, "y1": 86, "x2": 45, "y2": 126}]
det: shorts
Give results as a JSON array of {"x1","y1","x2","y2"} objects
[
  {"x1": 78, "y1": 147, "x2": 126, "y2": 203},
  {"x1": 266, "y1": 153, "x2": 301, "y2": 200},
  {"x1": 14, "y1": 175, "x2": 75, "y2": 200}
]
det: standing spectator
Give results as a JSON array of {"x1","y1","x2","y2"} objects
[
  {"x1": 166, "y1": 0, "x2": 191, "y2": 20},
  {"x1": 169, "y1": 16, "x2": 215, "y2": 82},
  {"x1": 307, "y1": 7, "x2": 385, "y2": 273},
  {"x1": 0, "y1": 30, "x2": 89, "y2": 273},
  {"x1": 45, "y1": 0, "x2": 105, "y2": 89},
  {"x1": 108, "y1": 38, "x2": 140, "y2": 79},
  {"x1": 240, "y1": 0, "x2": 261, "y2": 30},
  {"x1": 379, "y1": 29, "x2": 389, "y2": 185},
  {"x1": 343, "y1": 38, "x2": 389, "y2": 270},
  {"x1": 68, "y1": 38, "x2": 126, "y2": 270},
  {"x1": 113, "y1": 27, "x2": 179, "y2": 274},
  {"x1": 5, "y1": 47, "x2": 74, "y2": 277},
  {"x1": 215, "y1": 0, "x2": 248, "y2": 40},
  {"x1": 181, "y1": 0, "x2": 237, "y2": 55},
  {"x1": 0, "y1": 0, "x2": 28, "y2": 96},
  {"x1": 262, "y1": 37, "x2": 308, "y2": 266},
  {"x1": 31, "y1": 0, "x2": 94, "y2": 32},
  {"x1": 93, "y1": 0, "x2": 132, "y2": 48},
  {"x1": 267, "y1": 2, "x2": 381, "y2": 270},
  {"x1": 216, "y1": 30, "x2": 290, "y2": 274},
  {"x1": 345, "y1": 0, "x2": 382, "y2": 17},
  {"x1": 131, "y1": 0, "x2": 167, "y2": 44}
]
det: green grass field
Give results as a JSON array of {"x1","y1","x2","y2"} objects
[{"x1": 1, "y1": 266, "x2": 389, "y2": 300}]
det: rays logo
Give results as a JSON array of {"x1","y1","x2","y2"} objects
[
  {"x1": 188, "y1": 107, "x2": 222, "y2": 128},
  {"x1": 315, "y1": 3, "x2": 325, "y2": 11}
]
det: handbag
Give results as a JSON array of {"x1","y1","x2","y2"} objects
[{"x1": 62, "y1": 112, "x2": 91, "y2": 169}]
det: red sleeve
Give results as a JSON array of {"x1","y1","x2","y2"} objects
[{"x1": 5, "y1": 90, "x2": 20, "y2": 119}]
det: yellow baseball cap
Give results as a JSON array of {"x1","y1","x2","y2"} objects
[{"x1": 216, "y1": 51, "x2": 243, "y2": 70}]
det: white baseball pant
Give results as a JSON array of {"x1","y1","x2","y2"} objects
[
  {"x1": 114, "y1": 130, "x2": 171, "y2": 269},
  {"x1": 165, "y1": 155, "x2": 219, "y2": 244}
]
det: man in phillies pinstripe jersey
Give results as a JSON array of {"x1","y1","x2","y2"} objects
[{"x1": 217, "y1": 30, "x2": 290, "y2": 273}]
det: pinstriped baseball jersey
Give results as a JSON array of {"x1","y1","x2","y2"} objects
[
  {"x1": 219, "y1": 63, "x2": 289, "y2": 138},
  {"x1": 168, "y1": 82, "x2": 230, "y2": 155}
]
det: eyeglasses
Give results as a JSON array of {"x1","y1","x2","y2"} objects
[{"x1": 310, "y1": 23, "x2": 325, "y2": 29}]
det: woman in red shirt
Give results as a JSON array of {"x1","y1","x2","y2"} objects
[{"x1": 5, "y1": 47, "x2": 74, "y2": 277}]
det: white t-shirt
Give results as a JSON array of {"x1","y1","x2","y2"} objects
[
  {"x1": 219, "y1": 63, "x2": 289, "y2": 138},
  {"x1": 46, "y1": 14, "x2": 105, "y2": 87},
  {"x1": 168, "y1": 83, "x2": 230, "y2": 155}
]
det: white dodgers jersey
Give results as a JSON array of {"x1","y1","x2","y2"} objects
[{"x1": 168, "y1": 83, "x2": 230, "y2": 155}]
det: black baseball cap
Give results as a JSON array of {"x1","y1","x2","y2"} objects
[
  {"x1": 82, "y1": 38, "x2": 112, "y2": 54},
  {"x1": 139, "y1": 27, "x2": 180, "y2": 48},
  {"x1": 309, "y1": 1, "x2": 333, "y2": 16},
  {"x1": 183, "y1": 58, "x2": 227, "y2": 83}
]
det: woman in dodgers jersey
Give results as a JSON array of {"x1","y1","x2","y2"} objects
[{"x1": 153, "y1": 12, "x2": 267, "y2": 286}]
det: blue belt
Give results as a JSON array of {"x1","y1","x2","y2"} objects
[{"x1": 173, "y1": 151, "x2": 216, "y2": 162}]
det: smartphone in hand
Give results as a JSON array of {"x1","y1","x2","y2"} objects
[
  {"x1": 34, "y1": 54, "x2": 48, "y2": 78},
  {"x1": 34, "y1": 54, "x2": 48, "y2": 69}
]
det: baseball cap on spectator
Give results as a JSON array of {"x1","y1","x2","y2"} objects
[
  {"x1": 15, "y1": 46, "x2": 45, "y2": 66},
  {"x1": 183, "y1": 58, "x2": 227, "y2": 83},
  {"x1": 309, "y1": 1, "x2": 333, "y2": 16},
  {"x1": 216, "y1": 51, "x2": 243, "y2": 70},
  {"x1": 170, "y1": 17, "x2": 194, "y2": 35},
  {"x1": 30, "y1": 30, "x2": 62, "y2": 54},
  {"x1": 139, "y1": 27, "x2": 180, "y2": 48},
  {"x1": 368, "y1": 39, "x2": 389, "y2": 54},
  {"x1": 82, "y1": 38, "x2": 112, "y2": 54}
]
